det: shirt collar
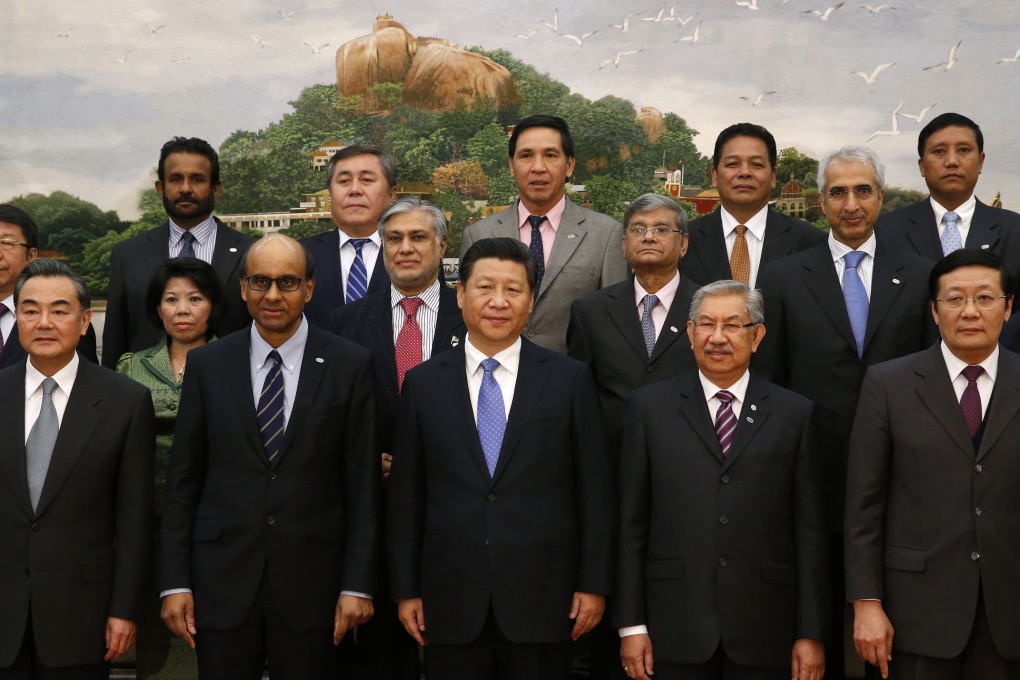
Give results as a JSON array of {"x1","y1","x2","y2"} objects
[
  {"x1": 25, "y1": 352, "x2": 79, "y2": 397},
  {"x1": 828, "y1": 231, "x2": 877, "y2": 262},
  {"x1": 698, "y1": 368, "x2": 751, "y2": 404},
  {"x1": 168, "y1": 215, "x2": 217, "y2": 246},
  {"x1": 390, "y1": 279, "x2": 441, "y2": 312},
  {"x1": 338, "y1": 229, "x2": 382, "y2": 248},
  {"x1": 720, "y1": 204, "x2": 769, "y2": 241},
  {"x1": 0, "y1": 293, "x2": 14, "y2": 313},
  {"x1": 517, "y1": 195, "x2": 567, "y2": 232},
  {"x1": 465, "y1": 334, "x2": 522, "y2": 377},
  {"x1": 930, "y1": 195, "x2": 976, "y2": 228},
  {"x1": 250, "y1": 316, "x2": 309, "y2": 375},
  {"x1": 634, "y1": 271, "x2": 681, "y2": 310},
  {"x1": 940, "y1": 341, "x2": 999, "y2": 384}
]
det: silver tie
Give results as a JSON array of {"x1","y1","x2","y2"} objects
[{"x1": 26, "y1": 377, "x2": 59, "y2": 512}]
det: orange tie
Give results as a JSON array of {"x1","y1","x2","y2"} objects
[{"x1": 730, "y1": 224, "x2": 750, "y2": 284}]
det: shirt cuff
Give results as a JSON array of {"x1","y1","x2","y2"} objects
[
  {"x1": 341, "y1": 590, "x2": 373, "y2": 600},
  {"x1": 619, "y1": 625, "x2": 648, "y2": 638},
  {"x1": 160, "y1": 588, "x2": 192, "y2": 598}
]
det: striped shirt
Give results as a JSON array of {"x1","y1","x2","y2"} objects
[{"x1": 168, "y1": 216, "x2": 218, "y2": 263}]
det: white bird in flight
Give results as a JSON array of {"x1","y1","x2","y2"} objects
[
  {"x1": 643, "y1": 7, "x2": 667, "y2": 23},
  {"x1": 278, "y1": 10, "x2": 295, "y2": 21},
  {"x1": 734, "y1": 0, "x2": 760, "y2": 10},
  {"x1": 861, "y1": 4, "x2": 895, "y2": 12},
  {"x1": 251, "y1": 35, "x2": 271, "y2": 48},
  {"x1": 676, "y1": 22, "x2": 703, "y2": 44},
  {"x1": 304, "y1": 41, "x2": 330, "y2": 54},
  {"x1": 898, "y1": 102, "x2": 937, "y2": 124},
  {"x1": 171, "y1": 57, "x2": 190, "y2": 64},
  {"x1": 853, "y1": 62, "x2": 895, "y2": 84},
  {"x1": 516, "y1": 28, "x2": 540, "y2": 40},
  {"x1": 996, "y1": 48, "x2": 1020, "y2": 64},
  {"x1": 865, "y1": 102, "x2": 903, "y2": 142},
  {"x1": 923, "y1": 40, "x2": 962, "y2": 71},
  {"x1": 803, "y1": 2, "x2": 844, "y2": 20},
  {"x1": 147, "y1": 24, "x2": 166, "y2": 34},
  {"x1": 112, "y1": 51, "x2": 132, "y2": 65},
  {"x1": 562, "y1": 30, "x2": 598, "y2": 46},
  {"x1": 541, "y1": 8, "x2": 559, "y2": 32},
  {"x1": 675, "y1": 13, "x2": 699, "y2": 26},
  {"x1": 740, "y1": 91, "x2": 777, "y2": 107},
  {"x1": 599, "y1": 50, "x2": 642, "y2": 70},
  {"x1": 610, "y1": 13, "x2": 640, "y2": 32}
]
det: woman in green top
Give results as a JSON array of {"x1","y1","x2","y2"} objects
[{"x1": 116, "y1": 257, "x2": 224, "y2": 679}]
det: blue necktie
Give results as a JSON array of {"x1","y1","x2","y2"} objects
[
  {"x1": 477, "y1": 358, "x2": 506, "y2": 476},
  {"x1": 843, "y1": 251, "x2": 869, "y2": 358},
  {"x1": 178, "y1": 230, "x2": 197, "y2": 259},
  {"x1": 256, "y1": 350, "x2": 285, "y2": 464},
  {"x1": 640, "y1": 294, "x2": 659, "y2": 357},
  {"x1": 527, "y1": 215, "x2": 546, "y2": 295},
  {"x1": 26, "y1": 378, "x2": 59, "y2": 512},
  {"x1": 346, "y1": 238, "x2": 371, "y2": 303},
  {"x1": 940, "y1": 211, "x2": 963, "y2": 256}
]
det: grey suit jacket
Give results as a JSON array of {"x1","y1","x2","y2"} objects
[
  {"x1": 460, "y1": 198, "x2": 628, "y2": 352},
  {"x1": 846, "y1": 344, "x2": 1020, "y2": 659}
]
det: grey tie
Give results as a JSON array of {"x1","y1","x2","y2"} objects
[
  {"x1": 26, "y1": 377, "x2": 59, "y2": 512},
  {"x1": 640, "y1": 294, "x2": 659, "y2": 357},
  {"x1": 940, "y1": 211, "x2": 962, "y2": 256},
  {"x1": 179, "y1": 230, "x2": 197, "y2": 259}
]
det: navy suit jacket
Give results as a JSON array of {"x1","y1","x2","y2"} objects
[
  {"x1": 683, "y1": 208, "x2": 826, "y2": 286},
  {"x1": 301, "y1": 229, "x2": 390, "y2": 329}
]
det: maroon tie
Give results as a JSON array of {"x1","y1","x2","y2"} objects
[
  {"x1": 960, "y1": 365, "x2": 984, "y2": 438},
  {"x1": 714, "y1": 390, "x2": 737, "y2": 457},
  {"x1": 395, "y1": 297, "x2": 424, "y2": 392}
]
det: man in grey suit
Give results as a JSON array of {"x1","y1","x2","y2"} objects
[
  {"x1": 683, "y1": 123, "x2": 825, "y2": 288},
  {"x1": 846, "y1": 248, "x2": 1020, "y2": 679},
  {"x1": 459, "y1": 115, "x2": 628, "y2": 352}
]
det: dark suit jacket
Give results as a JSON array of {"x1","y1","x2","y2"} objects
[
  {"x1": 331, "y1": 282, "x2": 464, "y2": 453},
  {"x1": 102, "y1": 218, "x2": 252, "y2": 368},
  {"x1": 683, "y1": 208, "x2": 826, "y2": 286},
  {"x1": 846, "y1": 345, "x2": 1020, "y2": 659},
  {"x1": 567, "y1": 274, "x2": 698, "y2": 454},
  {"x1": 387, "y1": 340, "x2": 614, "y2": 645},
  {"x1": 0, "y1": 359, "x2": 154, "y2": 668},
  {"x1": 755, "y1": 242, "x2": 938, "y2": 530},
  {"x1": 159, "y1": 324, "x2": 380, "y2": 632},
  {"x1": 615, "y1": 372, "x2": 828, "y2": 669},
  {"x1": 460, "y1": 198, "x2": 628, "y2": 353},
  {"x1": 301, "y1": 229, "x2": 390, "y2": 329},
  {"x1": 0, "y1": 323, "x2": 98, "y2": 370},
  {"x1": 875, "y1": 198, "x2": 1020, "y2": 350}
]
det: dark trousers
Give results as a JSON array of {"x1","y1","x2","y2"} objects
[
  {"x1": 828, "y1": 533, "x2": 847, "y2": 680},
  {"x1": 195, "y1": 573, "x2": 339, "y2": 680},
  {"x1": 428, "y1": 607, "x2": 571, "y2": 680},
  {"x1": 0, "y1": 614, "x2": 107, "y2": 680},
  {"x1": 336, "y1": 602, "x2": 421, "y2": 680},
  {"x1": 652, "y1": 645, "x2": 787, "y2": 680},
  {"x1": 580, "y1": 605, "x2": 627, "y2": 680}
]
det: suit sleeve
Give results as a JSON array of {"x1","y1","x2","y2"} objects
[
  {"x1": 753, "y1": 264, "x2": 786, "y2": 383},
  {"x1": 387, "y1": 370, "x2": 427, "y2": 601},
  {"x1": 599, "y1": 220, "x2": 628, "y2": 289},
  {"x1": 102, "y1": 244, "x2": 129, "y2": 369},
  {"x1": 794, "y1": 405, "x2": 830, "y2": 641},
  {"x1": 844, "y1": 365, "x2": 893, "y2": 602},
  {"x1": 460, "y1": 222, "x2": 480, "y2": 260},
  {"x1": 613, "y1": 395, "x2": 652, "y2": 627},
  {"x1": 566, "y1": 299, "x2": 594, "y2": 366},
  {"x1": 110, "y1": 385, "x2": 156, "y2": 621}
]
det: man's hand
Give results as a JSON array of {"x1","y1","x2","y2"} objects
[
  {"x1": 397, "y1": 598, "x2": 427, "y2": 646},
  {"x1": 104, "y1": 617, "x2": 136, "y2": 661},
  {"x1": 853, "y1": 600, "x2": 894, "y2": 678},
  {"x1": 161, "y1": 593, "x2": 197, "y2": 649},
  {"x1": 568, "y1": 592, "x2": 605, "y2": 640},
  {"x1": 381, "y1": 453, "x2": 393, "y2": 479},
  {"x1": 791, "y1": 638, "x2": 824, "y2": 680},
  {"x1": 620, "y1": 633, "x2": 654, "y2": 679},
  {"x1": 334, "y1": 594, "x2": 374, "y2": 644}
]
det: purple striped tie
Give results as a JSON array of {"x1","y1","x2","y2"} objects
[
  {"x1": 960, "y1": 365, "x2": 983, "y2": 438},
  {"x1": 714, "y1": 390, "x2": 737, "y2": 457}
]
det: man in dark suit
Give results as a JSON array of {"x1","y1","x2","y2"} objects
[
  {"x1": 159, "y1": 235, "x2": 380, "y2": 679},
  {"x1": 0, "y1": 205, "x2": 97, "y2": 370},
  {"x1": 874, "y1": 112, "x2": 1020, "y2": 350},
  {"x1": 301, "y1": 145, "x2": 395, "y2": 328},
  {"x1": 683, "y1": 123, "x2": 825, "y2": 288},
  {"x1": 102, "y1": 136, "x2": 252, "y2": 368},
  {"x1": 756, "y1": 146, "x2": 938, "y2": 680},
  {"x1": 0, "y1": 259, "x2": 154, "y2": 679},
  {"x1": 616, "y1": 280, "x2": 828, "y2": 680},
  {"x1": 388, "y1": 237, "x2": 614, "y2": 680},
  {"x1": 332, "y1": 197, "x2": 463, "y2": 679},
  {"x1": 847, "y1": 249, "x2": 1020, "y2": 679},
  {"x1": 460, "y1": 115, "x2": 628, "y2": 353}
]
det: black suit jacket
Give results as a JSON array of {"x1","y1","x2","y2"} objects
[
  {"x1": 331, "y1": 282, "x2": 464, "y2": 453},
  {"x1": 387, "y1": 340, "x2": 614, "y2": 645},
  {"x1": 846, "y1": 345, "x2": 1020, "y2": 658},
  {"x1": 683, "y1": 208, "x2": 826, "y2": 286},
  {"x1": 301, "y1": 229, "x2": 390, "y2": 329},
  {"x1": 567, "y1": 274, "x2": 698, "y2": 454},
  {"x1": 0, "y1": 359, "x2": 154, "y2": 668},
  {"x1": 0, "y1": 323, "x2": 98, "y2": 370},
  {"x1": 102, "y1": 219, "x2": 252, "y2": 367},
  {"x1": 875, "y1": 198, "x2": 1020, "y2": 350},
  {"x1": 159, "y1": 323, "x2": 381, "y2": 632},
  {"x1": 755, "y1": 241, "x2": 938, "y2": 530},
  {"x1": 615, "y1": 372, "x2": 828, "y2": 669}
]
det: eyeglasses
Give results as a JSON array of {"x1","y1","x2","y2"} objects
[
  {"x1": 0, "y1": 238, "x2": 31, "y2": 252},
  {"x1": 826, "y1": 185, "x2": 876, "y2": 200},
  {"x1": 691, "y1": 321, "x2": 757, "y2": 335},
  {"x1": 243, "y1": 275, "x2": 303, "y2": 292},
  {"x1": 626, "y1": 226, "x2": 684, "y2": 238},
  {"x1": 936, "y1": 294, "x2": 1008, "y2": 310}
]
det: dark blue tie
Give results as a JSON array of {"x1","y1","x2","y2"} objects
[
  {"x1": 843, "y1": 251, "x2": 869, "y2": 358},
  {"x1": 527, "y1": 215, "x2": 546, "y2": 295},
  {"x1": 256, "y1": 350, "x2": 285, "y2": 464},
  {"x1": 477, "y1": 358, "x2": 506, "y2": 476},
  {"x1": 178, "y1": 230, "x2": 197, "y2": 259},
  {"x1": 346, "y1": 238, "x2": 371, "y2": 303}
]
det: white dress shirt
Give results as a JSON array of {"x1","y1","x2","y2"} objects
[
  {"x1": 338, "y1": 231, "x2": 382, "y2": 300},
  {"x1": 721, "y1": 205, "x2": 768, "y2": 288},
  {"x1": 24, "y1": 353, "x2": 79, "y2": 443},
  {"x1": 933, "y1": 195, "x2": 977, "y2": 246},
  {"x1": 249, "y1": 317, "x2": 309, "y2": 430},
  {"x1": 942, "y1": 341, "x2": 997, "y2": 420},
  {"x1": 168, "y1": 216, "x2": 217, "y2": 263},
  {"x1": 390, "y1": 280, "x2": 441, "y2": 360},
  {"x1": 464, "y1": 335, "x2": 521, "y2": 422},
  {"x1": 829, "y1": 231, "x2": 877, "y2": 300},
  {"x1": 634, "y1": 272, "x2": 681, "y2": 339}
]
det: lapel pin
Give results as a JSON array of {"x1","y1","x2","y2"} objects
[
  {"x1": 451, "y1": 336, "x2": 460, "y2": 347},
  {"x1": 891, "y1": 278, "x2": 901, "y2": 285},
  {"x1": 566, "y1": 233, "x2": 577, "y2": 239},
  {"x1": 670, "y1": 326, "x2": 678, "y2": 333},
  {"x1": 982, "y1": 244, "x2": 990, "y2": 250},
  {"x1": 315, "y1": 357, "x2": 324, "y2": 363},
  {"x1": 750, "y1": 404, "x2": 757, "y2": 411},
  {"x1": 746, "y1": 417, "x2": 754, "y2": 423},
  {"x1": 229, "y1": 247, "x2": 238, "y2": 252}
]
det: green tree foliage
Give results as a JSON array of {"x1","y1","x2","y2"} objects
[
  {"x1": 7, "y1": 191, "x2": 128, "y2": 258},
  {"x1": 880, "y1": 187, "x2": 927, "y2": 214},
  {"x1": 468, "y1": 121, "x2": 510, "y2": 177},
  {"x1": 430, "y1": 189, "x2": 481, "y2": 256},
  {"x1": 583, "y1": 175, "x2": 640, "y2": 223},
  {"x1": 280, "y1": 219, "x2": 333, "y2": 241},
  {"x1": 775, "y1": 148, "x2": 820, "y2": 193}
]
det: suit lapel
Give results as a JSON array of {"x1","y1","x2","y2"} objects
[
  {"x1": 689, "y1": 212, "x2": 732, "y2": 283},
  {"x1": 366, "y1": 295, "x2": 399, "y2": 404},
  {"x1": 863, "y1": 245, "x2": 907, "y2": 351},
  {"x1": 976, "y1": 349, "x2": 1020, "y2": 461},
  {"x1": 760, "y1": 211, "x2": 793, "y2": 265},
  {"x1": 541, "y1": 199, "x2": 586, "y2": 299},
  {"x1": 723, "y1": 375, "x2": 771, "y2": 471},
  {"x1": 492, "y1": 341, "x2": 549, "y2": 483},
  {"x1": 224, "y1": 332, "x2": 263, "y2": 458},
  {"x1": 0, "y1": 325, "x2": 26, "y2": 369},
  {"x1": 211, "y1": 218, "x2": 246, "y2": 282},
  {"x1": 651, "y1": 277, "x2": 695, "y2": 360},
  {"x1": 966, "y1": 201, "x2": 1002, "y2": 252},
  {"x1": 914, "y1": 345, "x2": 975, "y2": 459},
  {"x1": 607, "y1": 279, "x2": 651, "y2": 362},
  {"x1": 0, "y1": 366, "x2": 32, "y2": 518},
  {"x1": 275, "y1": 327, "x2": 330, "y2": 465},
  {"x1": 316, "y1": 230, "x2": 344, "y2": 310},
  {"x1": 676, "y1": 373, "x2": 724, "y2": 462},
  {"x1": 430, "y1": 285, "x2": 464, "y2": 356},
  {"x1": 801, "y1": 247, "x2": 859, "y2": 351},
  {"x1": 903, "y1": 201, "x2": 943, "y2": 260},
  {"x1": 436, "y1": 348, "x2": 491, "y2": 482}
]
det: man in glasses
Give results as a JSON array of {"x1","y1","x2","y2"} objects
[
  {"x1": 847, "y1": 248, "x2": 1020, "y2": 679},
  {"x1": 755, "y1": 146, "x2": 938, "y2": 679},
  {"x1": 616, "y1": 280, "x2": 828, "y2": 680},
  {"x1": 159, "y1": 234, "x2": 380, "y2": 679}
]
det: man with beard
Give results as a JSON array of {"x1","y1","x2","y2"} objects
[{"x1": 102, "y1": 137, "x2": 253, "y2": 368}]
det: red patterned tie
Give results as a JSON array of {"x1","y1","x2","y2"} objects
[
  {"x1": 960, "y1": 365, "x2": 984, "y2": 438},
  {"x1": 395, "y1": 297, "x2": 424, "y2": 392}
]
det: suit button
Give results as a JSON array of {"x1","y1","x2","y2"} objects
[
  {"x1": 719, "y1": 516, "x2": 728, "y2": 525},
  {"x1": 975, "y1": 507, "x2": 983, "y2": 516},
  {"x1": 720, "y1": 475, "x2": 730, "y2": 484},
  {"x1": 267, "y1": 516, "x2": 275, "y2": 525},
  {"x1": 31, "y1": 523, "x2": 40, "y2": 532},
  {"x1": 270, "y1": 473, "x2": 278, "y2": 480},
  {"x1": 975, "y1": 464, "x2": 983, "y2": 473},
  {"x1": 487, "y1": 494, "x2": 496, "y2": 502},
  {"x1": 971, "y1": 552, "x2": 981, "y2": 561},
  {"x1": 646, "y1": 365, "x2": 656, "y2": 373},
  {"x1": 527, "y1": 331, "x2": 535, "y2": 338},
  {"x1": 718, "y1": 558, "x2": 728, "y2": 567}
]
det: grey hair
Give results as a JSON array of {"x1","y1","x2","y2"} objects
[
  {"x1": 377, "y1": 197, "x2": 449, "y2": 243},
  {"x1": 689, "y1": 280, "x2": 764, "y2": 325},
  {"x1": 623, "y1": 193, "x2": 689, "y2": 234},
  {"x1": 15, "y1": 258, "x2": 91, "y2": 309},
  {"x1": 816, "y1": 145, "x2": 886, "y2": 194}
]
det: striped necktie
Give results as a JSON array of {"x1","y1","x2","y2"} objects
[
  {"x1": 346, "y1": 238, "x2": 371, "y2": 303},
  {"x1": 714, "y1": 390, "x2": 737, "y2": 458},
  {"x1": 256, "y1": 350, "x2": 285, "y2": 464}
]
